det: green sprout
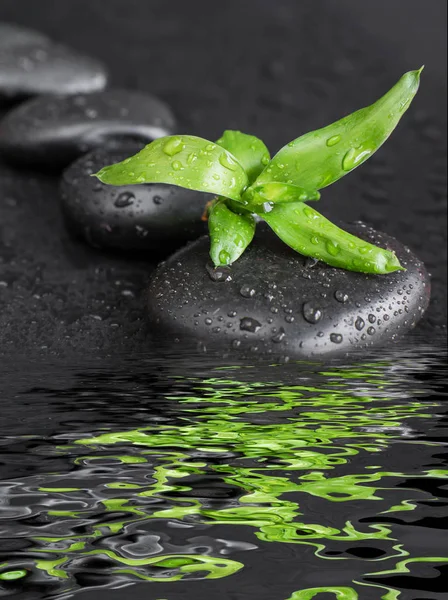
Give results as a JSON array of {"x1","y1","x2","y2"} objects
[{"x1": 94, "y1": 68, "x2": 423, "y2": 274}]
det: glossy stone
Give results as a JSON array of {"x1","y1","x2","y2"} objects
[
  {"x1": 60, "y1": 145, "x2": 209, "y2": 252},
  {"x1": 0, "y1": 89, "x2": 176, "y2": 167},
  {"x1": 0, "y1": 22, "x2": 107, "y2": 102},
  {"x1": 147, "y1": 223, "x2": 431, "y2": 358}
]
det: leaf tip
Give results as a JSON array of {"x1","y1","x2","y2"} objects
[{"x1": 384, "y1": 252, "x2": 406, "y2": 274}]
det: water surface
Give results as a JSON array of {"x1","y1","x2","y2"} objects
[{"x1": 1, "y1": 338, "x2": 447, "y2": 600}]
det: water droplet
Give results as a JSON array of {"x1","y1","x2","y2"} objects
[
  {"x1": 358, "y1": 245, "x2": 371, "y2": 255},
  {"x1": 261, "y1": 154, "x2": 270, "y2": 166},
  {"x1": 326, "y1": 134, "x2": 341, "y2": 147},
  {"x1": 172, "y1": 161, "x2": 183, "y2": 171},
  {"x1": 304, "y1": 207, "x2": 316, "y2": 218},
  {"x1": 342, "y1": 147, "x2": 372, "y2": 171},
  {"x1": 114, "y1": 191, "x2": 135, "y2": 208},
  {"x1": 240, "y1": 285, "x2": 256, "y2": 298},
  {"x1": 206, "y1": 264, "x2": 232, "y2": 282},
  {"x1": 272, "y1": 327, "x2": 286, "y2": 343},
  {"x1": 163, "y1": 137, "x2": 184, "y2": 156},
  {"x1": 219, "y1": 250, "x2": 231, "y2": 264},
  {"x1": 334, "y1": 290, "x2": 348, "y2": 303},
  {"x1": 310, "y1": 236, "x2": 320, "y2": 245},
  {"x1": 330, "y1": 333, "x2": 343, "y2": 344},
  {"x1": 302, "y1": 302, "x2": 322, "y2": 323},
  {"x1": 368, "y1": 313, "x2": 376, "y2": 323},
  {"x1": 219, "y1": 152, "x2": 238, "y2": 171},
  {"x1": 355, "y1": 317, "x2": 365, "y2": 331},
  {"x1": 232, "y1": 339, "x2": 241, "y2": 348},
  {"x1": 153, "y1": 195, "x2": 163, "y2": 205},
  {"x1": 187, "y1": 152, "x2": 197, "y2": 164},
  {"x1": 305, "y1": 257, "x2": 319, "y2": 268},
  {"x1": 240, "y1": 317, "x2": 262, "y2": 333},
  {"x1": 205, "y1": 318, "x2": 213, "y2": 325},
  {"x1": 326, "y1": 240, "x2": 340, "y2": 256},
  {"x1": 367, "y1": 326, "x2": 376, "y2": 335},
  {"x1": 206, "y1": 143, "x2": 216, "y2": 152}
]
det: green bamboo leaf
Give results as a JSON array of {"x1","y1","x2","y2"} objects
[
  {"x1": 259, "y1": 202, "x2": 404, "y2": 274},
  {"x1": 254, "y1": 68, "x2": 423, "y2": 191},
  {"x1": 94, "y1": 135, "x2": 249, "y2": 202},
  {"x1": 215, "y1": 130, "x2": 270, "y2": 183},
  {"x1": 209, "y1": 199, "x2": 256, "y2": 266},
  {"x1": 243, "y1": 182, "x2": 320, "y2": 206}
]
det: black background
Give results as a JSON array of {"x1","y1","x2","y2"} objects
[{"x1": 0, "y1": 0, "x2": 446, "y2": 358}]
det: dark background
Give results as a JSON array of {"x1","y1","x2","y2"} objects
[{"x1": 0, "y1": 0, "x2": 446, "y2": 358}]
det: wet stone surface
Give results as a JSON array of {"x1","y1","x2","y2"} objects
[
  {"x1": 60, "y1": 145, "x2": 209, "y2": 252},
  {"x1": 147, "y1": 223, "x2": 431, "y2": 358},
  {"x1": 0, "y1": 22, "x2": 107, "y2": 102},
  {"x1": 0, "y1": 89, "x2": 176, "y2": 167}
]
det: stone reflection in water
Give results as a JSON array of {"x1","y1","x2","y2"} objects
[{"x1": 0, "y1": 349, "x2": 447, "y2": 599}]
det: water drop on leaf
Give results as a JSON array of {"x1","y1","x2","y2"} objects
[
  {"x1": 163, "y1": 137, "x2": 184, "y2": 156},
  {"x1": 326, "y1": 134, "x2": 341, "y2": 147}
]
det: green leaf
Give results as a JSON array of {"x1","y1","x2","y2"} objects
[
  {"x1": 94, "y1": 135, "x2": 249, "y2": 202},
  {"x1": 243, "y1": 182, "x2": 320, "y2": 206},
  {"x1": 215, "y1": 130, "x2": 270, "y2": 184},
  {"x1": 208, "y1": 199, "x2": 256, "y2": 266},
  {"x1": 259, "y1": 202, "x2": 404, "y2": 274},
  {"x1": 254, "y1": 68, "x2": 423, "y2": 191}
]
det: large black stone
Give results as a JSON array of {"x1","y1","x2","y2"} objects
[
  {"x1": 0, "y1": 89, "x2": 176, "y2": 167},
  {"x1": 147, "y1": 223, "x2": 431, "y2": 358},
  {"x1": 0, "y1": 22, "x2": 107, "y2": 102},
  {"x1": 60, "y1": 145, "x2": 209, "y2": 252}
]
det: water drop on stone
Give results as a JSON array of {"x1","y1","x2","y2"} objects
[
  {"x1": 206, "y1": 264, "x2": 232, "y2": 282},
  {"x1": 240, "y1": 285, "x2": 256, "y2": 298},
  {"x1": 240, "y1": 317, "x2": 261, "y2": 333},
  {"x1": 334, "y1": 290, "x2": 348, "y2": 303},
  {"x1": 114, "y1": 191, "x2": 135, "y2": 208},
  {"x1": 330, "y1": 333, "x2": 343, "y2": 344},
  {"x1": 272, "y1": 327, "x2": 286, "y2": 343},
  {"x1": 355, "y1": 317, "x2": 365, "y2": 331},
  {"x1": 302, "y1": 301, "x2": 322, "y2": 323}
]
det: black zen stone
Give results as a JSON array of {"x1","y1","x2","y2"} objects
[
  {"x1": 0, "y1": 22, "x2": 107, "y2": 102},
  {"x1": 0, "y1": 89, "x2": 176, "y2": 167},
  {"x1": 60, "y1": 145, "x2": 209, "y2": 252},
  {"x1": 147, "y1": 223, "x2": 430, "y2": 358}
]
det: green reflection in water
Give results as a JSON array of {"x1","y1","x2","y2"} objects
[
  {"x1": 286, "y1": 587, "x2": 358, "y2": 600},
  {"x1": 2, "y1": 360, "x2": 446, "y2": 598}
]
